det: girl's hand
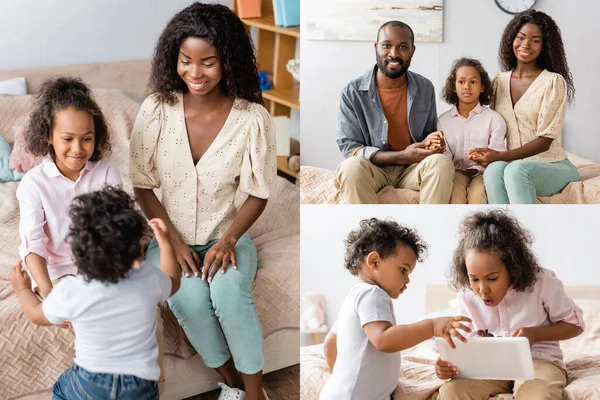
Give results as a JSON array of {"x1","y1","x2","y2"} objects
[
  {"x1": 468, "y1": 148, "x2": 502, "y2": 168},
  {"x1": 432, "y1": 316, "x2": 472, "y2": 348},
  {"x1": 435, "y1": 358, "x2": 459, "y2": 380},
  {"x1": 170, "y1": 232, "x2": 201, "y2": 278},
  {"x1": 202, "y1": 236, "x2": 238, "y2": 283},
  {"x1": 9, "y1": 262, "x2": 31, "y2": 293},
  {"x1": 512, "y1": 327, "x2": 536, "y2": 347}
]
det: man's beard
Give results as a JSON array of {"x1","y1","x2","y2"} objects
[{"x1": 377, "y1": 57, "x2": 410, "y2": 79}]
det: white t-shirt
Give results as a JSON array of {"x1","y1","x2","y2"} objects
[
  {"x1": 42, "y1": 261, "x2": 171, "y2": 381},
  {"x1": 320, "y1": 282, "x2": 400, "y2": 400}
]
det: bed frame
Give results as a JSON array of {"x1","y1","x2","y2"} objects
[{"x1": 0, "y1": 59, "x2": 151, "y2": 102}]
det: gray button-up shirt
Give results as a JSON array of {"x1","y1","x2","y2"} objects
[{"x1": 337, "y1": 65, "x2": 438, "y2": 159}]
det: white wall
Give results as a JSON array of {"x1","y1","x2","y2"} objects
[
  {"x1": 300, "y1": 205, "x2": 600, "y2": 345},
  {"x1": 0, "y1": 0, "x2": 230, "y2": 70},
  {"x1": 301, "y1": 1, "x2": 600, "y2": 168}
]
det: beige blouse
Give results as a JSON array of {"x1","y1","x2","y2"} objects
[
  {"x1": 491, "y1": 70, "x2": 567, "y2": 163},
  {"x1": 129, "y1": 93, "x2": 276, "y2": 245}
]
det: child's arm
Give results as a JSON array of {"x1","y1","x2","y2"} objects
[
  {"x1": 24, "y1": 254, "x2": 53, "y2": 298},
  {"x1": 323, "y1": 330, "x2": 337, "y2": 371},
  {"x1": 9, "y1": 263, "x2": 52, "y2": 325},
  {"x1": 512, "y1": 322, "x2": 582, "y2": 346},
  {"x1": 149, "y1": 218, "x2": 181, "y2": 296},
  {"x1": 363, "y1": 316, "x2": 472, "y2": 353}
]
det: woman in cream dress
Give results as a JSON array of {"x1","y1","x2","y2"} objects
[
  {"x1": 469, "y1": 10, "x2": 580, "y2": 204},
  {"x1": 129, "y1": 3, "x2": 275, "y2": 399}
]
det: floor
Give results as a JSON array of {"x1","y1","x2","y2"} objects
[{"x1": 186, "y1": 364, "x2": 300, "y2": 400}]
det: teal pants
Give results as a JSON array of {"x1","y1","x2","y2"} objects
[
  {"x1": 483, "y1": 158, "x2": 581, "y2": 204},
  {"x1": 146, "y1": 233, "x2": 264, "y2": 374}
]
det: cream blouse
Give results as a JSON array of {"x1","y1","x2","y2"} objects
[
  {"x1": 129, "y1": 93, "x2": 276, "y2": 245},
  {"x1": 491, "y1": 69, "x2": 568, "y2": 163}
]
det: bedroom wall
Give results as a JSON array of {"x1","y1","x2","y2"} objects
[
  {"x1": 0, "y1": 0, "x2": 230, "y2": 70},
  {"x1": 301, "y1": 1, "x2": 600, "y2": 167},
  {"x1": 300, "y1": 205, "x2": 600, "y2": 346}
]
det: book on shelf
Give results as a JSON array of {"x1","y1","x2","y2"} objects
[
  {"x1": 236, "y1": 0, "x2": 261, "y2": 18},
  {"x1": 273, "y1": 0, "x2": 300, "y2": 27}
]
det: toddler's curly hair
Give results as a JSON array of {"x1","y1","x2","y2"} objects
[
  {"x1": 68, "y1": 187, "x2": 147, "y2": 284},
  {"x1": 344, "y1": 218, "x2": 427, "y2": 276},
  {"x1": 450, "y1": 209, "x2": 540, "y2": 292}
]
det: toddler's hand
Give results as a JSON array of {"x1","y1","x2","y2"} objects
[
  {"x1": 9, "y1": 262, "x2": 32, "y2": 293},
  {"x1": 512, "y1": 327, "x2": 536, "y2": 347},
  {"x1": 149, "y1": 218, "x2": 171, "y2": 247},
  {"x1": 435, "y1": 358, "x2": 459, "y2": 380},
  {"x1": 432, "y1": 316, "x2": 472, "y2": 348}
]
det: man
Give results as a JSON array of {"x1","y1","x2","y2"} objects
[{"x1": 336, "y1": 21, "x2": 454, "y2": 204}]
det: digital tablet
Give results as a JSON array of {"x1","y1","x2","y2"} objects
[{"x1": 435, "y1": 337, "x2": 535, "y2": 380}]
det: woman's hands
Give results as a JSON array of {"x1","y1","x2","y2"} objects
[
  {"x1": 468, "y1": 148, "x2": 503, "y2": 167},
  {"x1": 170, "y1": 232, "x2": 201, "y2": 278},
  {"x1": 202, "y1": 235, "x2": 238, "y2": 283}
]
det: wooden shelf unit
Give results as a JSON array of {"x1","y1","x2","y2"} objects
[{"x1": 234, "y1": 0, "x2": 300, "y2": 117}]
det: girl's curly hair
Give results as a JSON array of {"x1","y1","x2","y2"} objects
[
  {"x1": 344, "y1": 218, "x2": 428, "y2": 276},
  {"x1": 148, "y1": 2, "x2": 262, "y2": 106},
  {"x1": 26, "y1": 77, "x2": 111, "y2": 161},
  {"x1": 450, "y1": 209, "x2": 540, "y2": 292},
  {"x1": 442, "y1": 58, "x2": 493, "y2": 106},
  {"x1": 499, "y1": 9, "x2": 574, "y2": 104},
  {"x1": 68, "y1": 187, "x2": 147, "y2": 284}
]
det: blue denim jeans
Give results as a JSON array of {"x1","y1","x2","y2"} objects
[{"x1": 53, "y1": 363, "x2": 158, "y2": 400}]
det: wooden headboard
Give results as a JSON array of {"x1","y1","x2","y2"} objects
[
  {"x1": 426, "y1": 284, "x2": 600, "y2": 314},
  {"x1": 0, "y1": 59, "x2": 151, "y2": 103}
]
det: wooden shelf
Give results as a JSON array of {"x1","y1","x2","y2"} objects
[
  {"x1": 277, "y1": 155, "x2": 298, "y2": 179},
  {"x1": 241, "y1": 16, "x2": 300, "y2": 38},
  {"x1": 263, "y1": 83, "x2": 300, "y2": 110}
]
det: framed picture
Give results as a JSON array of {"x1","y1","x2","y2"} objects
[{"x1": 304, "y1": 0, "x2": 444, "y2": 42}]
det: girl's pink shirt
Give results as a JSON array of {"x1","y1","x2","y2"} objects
[
  {"x1": 456, "y1": 267, "x2": 584, "y2": 370},
  {"x1": 16, "y1": 157, "x2": 122, "y2": 287}
]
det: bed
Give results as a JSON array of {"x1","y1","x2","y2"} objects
[
  {"x1": 300, "y1": 156, "x2": 600, "y2": 204},
  {"x1": 0, "y1": 60, "x2": 299, "y2": 400},
  {"x1": 300, "y1": 285, "x2": 600, "y2": 400}
]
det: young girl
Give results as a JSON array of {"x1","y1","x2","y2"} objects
[
  {"x1": 470, "y1": 10, "x2": 581, "y2": 203},
  {"x1": 9, "y1": 187, "x2": 180, "y2": 400},
  {"x1": 130, "y1": 3, "x2": 275, "y2": 399},
  {"x1": 436, "y1": 209, "x2": 584, "y2": 400},
  {"x1": 321, "y1": 218, "x2": 472, "y2": 400},
  {"x1": 438, "y1": 58, "x2": 507, "y2": 204},
  {"x1": 16, "y1": 77, "x2": 121, "y2": 299}
]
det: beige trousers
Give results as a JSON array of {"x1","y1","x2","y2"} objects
[
  {"x1": 451, "y1": 170, "x2": 487, "y2": 204},
  {"x1": 438, "y1": 359, "x2": 567, "y2": 400},
  {"x1": 335, "y1": 154, "x2": 455, "y2": 204}
]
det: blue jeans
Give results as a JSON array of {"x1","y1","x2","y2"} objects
[
  {"x1": 483, "y1": 158, "x2": 581, "y2": 204},
  {"x1": 146, "y1": 233, "x2": 264, "y2": 374},
  {"x1": 53, "y1": 364, "x2": 158, "y2": 400}
]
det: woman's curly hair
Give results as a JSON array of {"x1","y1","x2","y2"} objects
[
  {"x1": 499, "y1": 9, "x2": 574, "y2": 104},
  {"x1": 26, "y1": 77, "x2": 111, "y2": 161},
  {"x1": 450, "y1": 209, "x2": 540, "y2": 292},
  {"x1": 68, "y1": 187, "x2": 147, "y2": 284},
  {"x1": 442, "y1": 58, "x2": 493, "y2": 106},
  {"x1": 344, "y1": 218, "x2": 428, "y2": 276},
  {"x1": 148, "y1": 2, "x2": 262, "y2": 106}
]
